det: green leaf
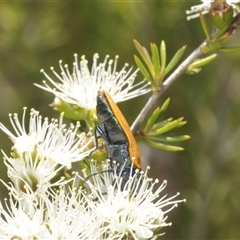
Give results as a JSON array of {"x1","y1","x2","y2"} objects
[
  {"x1": 148, "y1": 135, "x2": 191, "y2": 142},
  {"x1": 133, "y1": 40, "x2": 155, "y2": 77},
  {"x1": 199, "y1": 12, "x2": 210, "y2": 39},
  {"x1": 133, "y1": 40, "x2": 149, "y2": 62},
  {"x1": 164, "y1": 45, "x2": 186, "y2": 76},
  {"x1": 175, "y1": 120, "x2": 187, "y2": 129},
  {"x1": 160, "y1": 41, "x2": 166, "y2": 76},
  {"x1": 151, "y1": 43, "x2": 161, "y2": 80},
  {"x1": 134, "y1": 55, "x2": 156, "y2": 88},
  {"x1": 220, "y1": 46, "x2": 240, "y2": 52},
  {"x1": 144, "y1": 138, "x2": 184, "y2": 151},
  {"x1": 186, "y1": 54, "x2": 217, "y2": 74},
  {"x1": 143, "y1": 98, "x2": 170, "y2": 133},
  {"x1": 159, "y1": 98, "x2": 170, "y2": 115},
  {"x1": 144, "y1": 107, "x2": 161, "y2": 132},
  {"x1": 188, "y1": 54, "x2": 217, "y2": 69},
  {"x1": 150, "y1": 118, "x2": 185, "y2": 135},
  {"x1": 149, "y1": 118, "x2": 173, "y2": 132},
  {"x1": 186, "y1": 68, "x2": 202, "y2": 75}
]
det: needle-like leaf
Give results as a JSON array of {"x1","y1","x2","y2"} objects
[{"x1": 164, "y1": 46, "x2": 186, "y2": 76}]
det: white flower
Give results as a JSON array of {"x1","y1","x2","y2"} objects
[
  {"x1": 84, "y1": 163, "x2": 186, "y2": 239},
  {"x1": 0, "y1": 193, "x2": 44, "y2": 239},
  {"x1": 2, "y1": 151, "x2": 64, "y2": 197},
  {"x1": 35, "y1": 54, "x2": 151, "y2": 110},
  {"x1": 0, "y1": 182, "x2": 102, "y2": 239},
  {"x1": 186, "y1": 0, "x2": 240, "y2": 20},
  {"x1": 0, "y1": 108, "x2": 93, "y2": 169},
  {"x1": 0, "y1": 159, "x2": 186, "y2": 239},
  {"x1": 0, "y1": 187, "x2": 98, "y2": 239},
  {"x1": 39, "y1": 185, "x2": 102, "y2": 239}
]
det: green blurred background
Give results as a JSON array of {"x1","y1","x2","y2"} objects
[{"x1": 0, "y1": 1, "x2": 240, "y2": 239}]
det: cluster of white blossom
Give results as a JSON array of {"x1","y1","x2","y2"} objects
[
  {"x1": 0, "y1": 168, "x2": 185, "y2": 239},
  {"x1": 0, "y1": 48, "x2": 185, "y2": 238}
]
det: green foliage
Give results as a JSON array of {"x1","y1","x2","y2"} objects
[
  {"x1": 220, "y1": 46, "x2": 240, "y2": 52},
  {"x1": 134, "y1": 40, "x2": 186, "y2": 92},
  {"x1": 141, "y1": 98, "x2": 190, "y2": 151},
  {"x1": 186, "y1": 54, "x2": 217, "y2": 74},
  {"x1": 164, "y1": 45, "x2": 186, "y2": 75}
]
